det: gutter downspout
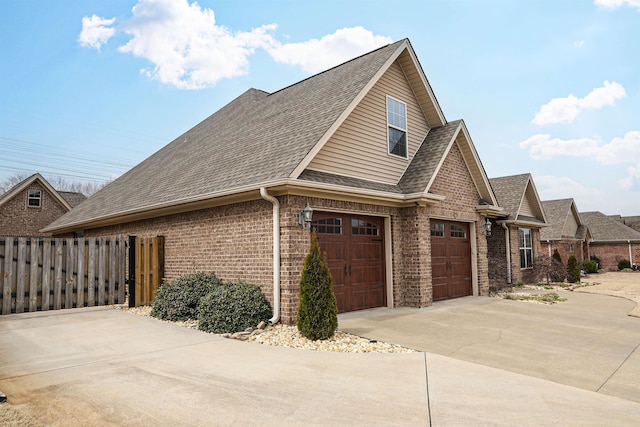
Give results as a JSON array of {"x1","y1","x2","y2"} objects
[
  {"x1": 629, "y1": 240, "x2": 633, "y2": 267},
  {"x1": 260, "y1": 187, "x2": 280, "y2": 324},
  {"x1": 547, "y1": 240, "x2": 551, "y2": 257},
  {"x1": 502, "y1": 223, "x2": 512, "y2": 284}
]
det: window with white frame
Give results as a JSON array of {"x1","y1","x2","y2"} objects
[
  {"x1": 519, "y1": 228, "x2": 533, "y2": 269},
  {"x1": 28, "y1": 189, "x2": 41, "y2": 208},
  {"x1": 386, "y1": 96, "x2": 407, "y2": 158}
]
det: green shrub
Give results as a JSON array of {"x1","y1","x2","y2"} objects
[
  {"x1": 582, "y1": 259, "x2": 598, "y2": 274},
  {"x1": 515, "y1": 281, "x2": 525, "y2": 287},
  {"x1": 151, "y1": 272, "x2": 223, "y2": 321},
  {"x1": 566, "y1": 255, "x2": 581, "y2": 283},
  {"x1": 198, "y1": 282, "x2": 272, "y2": 334},
  {"x1": 297, "y1": 232, "x2": 338, "y2": 341},
  {"x1": 618, "y1": 259, "x2": 632, "y2": 270}
]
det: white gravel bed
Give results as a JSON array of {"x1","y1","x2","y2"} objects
[{"x1": 114, "y1": 305, "x2": 415, "y2": 353}]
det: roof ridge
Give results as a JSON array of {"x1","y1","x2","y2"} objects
[{"x1": 268, "y1": 39, "x2": 403, "y2": 97}]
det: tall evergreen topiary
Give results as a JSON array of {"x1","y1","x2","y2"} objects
[
  {"x1": 297, "y1": 231, "x2": 338, "y2": 340},
  {"x1": 567, "y1": 255, "x2": 581, "y2": 283}
]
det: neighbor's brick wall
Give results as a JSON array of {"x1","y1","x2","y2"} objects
[
  {"x1": 0, "y1": 182, "x2": 68, "y2": 237},
  {"x1": 589, "y1": 243, "x2": 640, "y2": 270},
  {"x1": 427, "y1": 141, "x2": 490, "y2": 297},
  {"x1": 540, "y1": 240, "x2": 586, "y2": 264}
]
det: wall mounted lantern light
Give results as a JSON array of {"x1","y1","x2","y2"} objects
[
  {"x1": 299, "y1": 203, "x2": 314, "y2": 229},
  {"x1": 481, "y1": 218, "x2": 492, "y2": 236}
]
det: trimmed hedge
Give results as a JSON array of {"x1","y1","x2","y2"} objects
[
  {"x1": 618, "y1": 259, "x2": 632, "y2": 270},
  {"x1": 582, "y1": 259, "x2": 598, "y2": 274},
  {"x1": 151, "y1": 272, "x2": 223, "y2": 321},
  {"x1": 198, "y1": 282, "x2": 272, "y2": 334}
]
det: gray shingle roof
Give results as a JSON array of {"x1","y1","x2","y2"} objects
[
  {"x1": 489, "y1": 174, "x2": 531, "y2": 221},
  {"x1": 58, "y1": 191, "x2": 86, "y2": 208},
  {"x1": 398, "y1": 120, "x2": 462, "y2": 193},
  {"x1": 45, "y1": 40, "x2": 406, "y2": 231},
  {"x1": 580, "y1": 211, "x2": 640, "y2": 242},
  {"x1": 540, "y1": 198, "x2": 581, "y2": 240}
]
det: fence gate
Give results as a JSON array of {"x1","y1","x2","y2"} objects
[
  {"x1": 0, "y1": 236, "x2": 126, "y2": 315},
  {"x1": 128, "y1": 235, "x2": 164, "y2": 307}
]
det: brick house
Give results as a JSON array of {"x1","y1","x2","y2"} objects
[
  {"x1": 580, "y1": 211, "x2": 640, "y2": 270},
  {"x1": 44, "y1": 39, "x2": 503, "y2": 324},
  {"x1": 540, "y1": 198, "x2": 588, "y2": 264},
  {"x1": 0, "y1": 173, "x2": 86, "y2": 237},
  {"x1": 488, "y1": 174, "x2": 547, "y2": 288}
]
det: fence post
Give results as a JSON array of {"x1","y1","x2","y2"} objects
[{"x1": 128, "y1": 235, "x2": 136, "y2": 308}]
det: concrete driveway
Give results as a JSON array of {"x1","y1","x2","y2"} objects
[
  {"x1": 1, "y1": 293, "x2": 640, "y2": 426},
  {"x1": 339, "y1": 288, "x2": 640, "y2": 406},
  {"x1": 575, "y1": 271, "x2": 640, "y2": 317}
]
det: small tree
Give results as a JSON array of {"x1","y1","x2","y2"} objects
[
  {"x1": 567, "y1": 255, "x2": 581, "y2": 283},
  {"x1": 297, "y1": 231, "x2": 338, "y2": 340},
  {"x1": 529, "y1": 254, "x2": 565, "y2": 285}
]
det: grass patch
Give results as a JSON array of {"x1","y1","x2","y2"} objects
[{"x1": 502, "y1": 292, "x2": 567, "y2": 304}]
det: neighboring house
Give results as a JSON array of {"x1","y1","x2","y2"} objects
[
  {"x1": 488, "y1": 174, "x2": 547, "y2": 287},
  {"x1": 540, "y1": 198, "x2": 588, "y2": 264},
  {"x1": 0, "y1": 173, "x2": 86, "y2": 237},
  {"x1": 580, "y1": 211, "x2": 640, "y2": 270},
  {"x1": 43, "y1": 39, "x2": 503, "y2": 324},
  {"x1": 617, "y1": 215, "x2": 640, "y2": 234}
]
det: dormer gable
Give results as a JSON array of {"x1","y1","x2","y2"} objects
[{"x1": 490, "y1": 173, "x2": 547, "y2": 227}]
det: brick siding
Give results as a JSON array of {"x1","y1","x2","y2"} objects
[
  {"x1": 0, "y1": 182, "x2": 68, "y2": 236},
  {"x1": 73, "y1": 142, "x2": 489, "y2": 324},
  {"x1": 589, "y1": 242, "x2": 640, "y2": 270}
]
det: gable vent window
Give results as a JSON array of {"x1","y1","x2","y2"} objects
[
  {"x1": 386, "y1": 96, "x2": 407, "y2": 158},
  {"x1": 28, "y1": 189, "x2": 42, "y2": 208}
]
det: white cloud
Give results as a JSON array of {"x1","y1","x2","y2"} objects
[
  {"x1": 519, "y1": 134, "x2": 599, "y2": 160},
  {"x1": 534, "y1": 175, "x2": 598, "y2": 200},
  {"x1": 532, "y1": 81, "x2": 626, "y2": 125},
  {"x1": 78, "y1": 15, "x2": 116, "y2": 50},
  {"x1": 265, "y1": 27, "x2": 393, "y2": 74},
  {"x1": 521, "y1": 131, "x2": 640, "y2": 189},
  {"x1": 595, "y1": 0, "x2": 640, "y2": 11},
  {"x1": 78, "y1": 1, "x2": 391, "y2": 89},
  {"x1": 573, "y1": 40, "x2": 585, "y2": 48},
  {"x1": 115, "y1": 0, "x2": 278, "y2": 89}
]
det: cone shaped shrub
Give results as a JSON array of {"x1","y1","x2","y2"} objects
[
  {"x1": 551, "y1": 249, "x2": 565, "y2": 282},
  {"x1": 297, "y1": 231, "x2": 338, "y2": 340},
  {"x1": 567, "y1": 255, "x2": 581, "y2": 283}
]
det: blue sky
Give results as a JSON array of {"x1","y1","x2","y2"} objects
[{"x1": 1, "y1": 0, "x2": 639, "y2": 215}]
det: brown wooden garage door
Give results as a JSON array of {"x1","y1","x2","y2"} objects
[
  {"x1": 430, "y1": 219, "x2": 472, "y2": 301},
  {"x1": 311, "y1": 212, "x2": 386, "y2": 313}
]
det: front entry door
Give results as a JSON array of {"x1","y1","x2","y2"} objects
[
  {"x1": 311, "y1": 212, "x2": 386, "y2": 313},
  {"x1": 430, "y1": 219, "x2": 472, "y2": 301}
]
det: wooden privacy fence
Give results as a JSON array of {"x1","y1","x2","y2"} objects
[
  {"x1": 0, "y1": 236, "x2": 126, "y2": 315},
  {"x1": 128, "y1": 235, "x2": 164, "y2": 307}
]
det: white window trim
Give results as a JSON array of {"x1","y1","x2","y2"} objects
[
  {"x1": 28, "y1": 189, "x2": 42, "y2": 208},
  {"x1": 519, "y1": 228, "x2": 533, "y2": 269},
  {"x1": 386, "y1": 95, "x2": 408, "y2": 159}
]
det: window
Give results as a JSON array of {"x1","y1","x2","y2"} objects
[
  {"x1": 351, "y1": 219, "x2": 380, "y2": 236},
  {"x1": 311, "y1": 218, "x2": 342, "y2": 234},
  {"x1": 430, "y1": 223, "x2": 444, "y2": 237},
  {"x1": 450, "y1": 224, "x2": 467, "y2": 238},
  {"x1": 28, "y1": 189, "x2": 41, "y2": 208},
  {"x1": 386, "y1": 96, "x2": 407, "y2": 158},
  {"x1": 519, "y1": 228, "x2": 533, "y2": 269}
]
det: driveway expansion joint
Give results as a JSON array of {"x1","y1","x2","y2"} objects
[{"x1": 596, "y1": 341, "x2": 640, "y2": 393}]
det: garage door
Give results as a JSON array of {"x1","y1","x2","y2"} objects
[
  {"x1": 430, "y1": 219, "x2": 472, "y2": 301},
  {"x1": 311, "y1": 212, "x2": 386, "y2": 313}
]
